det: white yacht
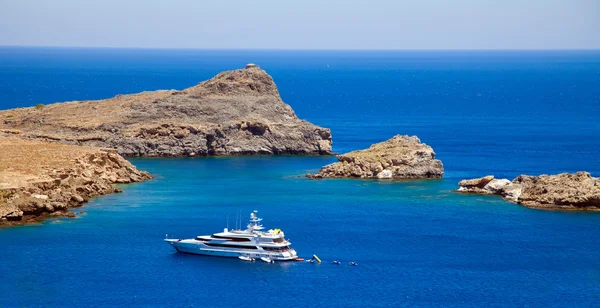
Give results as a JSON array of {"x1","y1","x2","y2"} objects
[{"x1": 165, "y1": 210, "x2": 298, "y2": 261}]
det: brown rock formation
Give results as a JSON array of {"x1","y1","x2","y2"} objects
[
  {"x1": 457, "y1": 172, "x2": 600, "y2": 211},
  {"x1": 0, "y1": 65, "x2": 332, "y2": 157},
  {"x1": 458, "y1": 175, "x2": 495, "y2": 190},
  {"x1": 307, "y1": 135, "x2": 444, "y2": 179},
  {"x1": 0, "y1": 137, "x2": 152, "y2": 225}
]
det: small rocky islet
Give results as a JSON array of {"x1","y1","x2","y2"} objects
[
  {"x1": 457, "y1": 172, "x2": 600, "y2": 211},
  {"x1": 307, "y1": 135, "x2": 444, "y2": 179}
]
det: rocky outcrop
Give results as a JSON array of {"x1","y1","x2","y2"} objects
[
  {"x1": 307, "y1": 135, "x2": 444, "y2": 179},
  {"x1": 457, "y1": 176, "x2": 515, "y2": 196},
  {"x1": 457, "y1": 172, "x2": 600, "y2": 211},
  {"x1": 0, "y1": 65, "x2": 332, "y2": 157},
  {"x1": 0, "y1": 138, "x2": 152, "y2": 225}
]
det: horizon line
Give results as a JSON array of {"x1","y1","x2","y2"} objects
[{"x1": 1, "y1": 44, "x2": 600, "y2": 52}]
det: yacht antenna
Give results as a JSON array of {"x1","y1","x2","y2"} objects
[{"x1": 226, "y1": 212, "x2": 229, "y2": 230}]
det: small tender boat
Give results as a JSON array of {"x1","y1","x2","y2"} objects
[
  {"x1": 332, "y1": 260, "x2": 341, "y2": 265},
  {"x1": 349, "y1": 261, "x2": 358, "y2": 266},
  {"x1": 295, "y1": 258, "x2": 305, "y2": 262},
  {"x1": 261, "y1": 257, "x2": 274, "y2": 263},
  {"x1": 239, "y1": 256, "x2": 255, "y2": 262}
]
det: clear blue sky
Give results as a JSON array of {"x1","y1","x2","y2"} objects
[{"x1": 1, "y1": 0, "x2": 598, "y2": 50}]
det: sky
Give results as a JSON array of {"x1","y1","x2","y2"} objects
[{"x1": 0, "y1": 0, "x2": 599, "y2": 50}]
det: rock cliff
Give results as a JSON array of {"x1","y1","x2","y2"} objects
[
  {"x1": 0, "y1": 65, "x2": 332, "y2": 157},
  {"x1": 307, "y1": 135, "x2": 444, "y2": 179},
  {"x1": 457, "y1": 172, "x2": 600, "y2": 211},
  {"x1": 0, "y1": 138, "x2": 152, "y2": 225}
]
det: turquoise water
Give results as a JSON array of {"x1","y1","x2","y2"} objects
[{"x1": 1, "y1": 48, "x2": 600, "y2": 307}]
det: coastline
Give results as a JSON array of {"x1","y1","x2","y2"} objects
[
  {"x1": 0, "y1": 137, "x2": 152, "y2": 226},
  {"x1": 455, "y1": 173, "x2": 600, "y2": 212},
  {"x1": 454, "y1": 190, "x2": 600, "y2": 212}
]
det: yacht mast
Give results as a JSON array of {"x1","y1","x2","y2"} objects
[{"x1": 235, "y1": 210, "x2": 238, "y2": 230}]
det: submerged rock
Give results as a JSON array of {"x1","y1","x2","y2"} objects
[
  {"x1": 457, "y1": 172, "x2": 600, "y2": 211},
  {"x1": 307, "y1": 135, "x2": 444, "y2": 179},
  {"x1": 0, "y1": 65, "x2": 332, "y2": 157}
]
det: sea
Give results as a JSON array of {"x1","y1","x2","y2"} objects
[{"x1": 0, "y1": 47, "x2": 599, "y2": 307}]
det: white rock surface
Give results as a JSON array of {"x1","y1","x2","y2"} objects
[
  {"x1": 483, "y1": 179, "x2": 511, "y2": 194},
  {"x1": 32, "y1": 194, "x2": 49, "y2": 200},
  {"x1": 377, "y1": 169, "x2": 393, "y2": 179}
]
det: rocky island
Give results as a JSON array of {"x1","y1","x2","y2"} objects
[
  {"x1": 307, "y1": 135, "x2": 444, "y2": 179},
  {"x1": 0, "y1": 137, "x2": 152, "y2": 225},
  {"x1": 0, "y1": 64, "x2": 332, "y2": 157},
  {"x1": 457, "y1": 172, "x2": 600, "y2": 211}
]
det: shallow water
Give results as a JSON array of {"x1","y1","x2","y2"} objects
[{"x1": 0, "y1": 48, "x2": 599, "y2": 307}]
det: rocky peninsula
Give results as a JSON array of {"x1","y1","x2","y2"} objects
[
  {"x1": 0, "y1": 137, "x2": 152, "y2": 225},
  {"x1": 0, "y1": 65, "x2": 332, "y2": 157},
  {"x1": 457, "y1": 172, "x2": 600, "y2": 211},
  {"x1": 307, "y1": 135, "x2": 444, "y2": 179}
]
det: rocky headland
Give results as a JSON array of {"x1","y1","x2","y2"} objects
[
  {"x1": 307, "y1": 135, "x2": 444, "y2": 179},
  {"x1": 0, "y1": 65, "x2": 332, "y2": 157},
  {"x1": 0, "y1": 137, "x2": 152, "y2": 225},
  {"x1": 457, "y1": 172, "x2": 600, "y2": 211}
]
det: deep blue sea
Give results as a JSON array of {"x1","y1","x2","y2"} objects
[{"x1": 1, "y1": 47, "x2": 599, "y2": 307}]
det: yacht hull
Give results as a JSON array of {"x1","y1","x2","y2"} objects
[{"x1": 165, "y1": 239, "x2": 297, "y2": 261}]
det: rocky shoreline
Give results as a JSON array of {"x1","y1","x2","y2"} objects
[
  {"x1": 0, "y1": 65, "x2": 332, "y2": 157},
  {"x1": 1, "y1": 63, "x2": 598, "y2": 221},
  {"x1": 0, "y1": 64, "x2": 333, "y2": 226},
  {"x1": 0, "y1": 138, "x2": 152, "y2": 225},
  {"x1": 307, "y1": 135, "x2": 444, "y2": 179},
  {"x1": 457, "y1": 172, "x2": 600, "y2": 211}
]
